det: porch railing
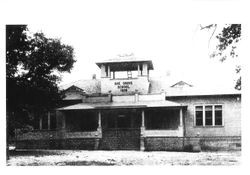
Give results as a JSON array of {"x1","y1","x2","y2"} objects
[
  {"x1": 16, "y1": 129, "x2": 101, "y2": 140},
  {"x1": 144, "y1": 129, "x2": 183, "y2": 137}
]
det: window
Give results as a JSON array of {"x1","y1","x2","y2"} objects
[
  {"x1": 195, "y1": 105, "x2": 223, "y2": 127},
  {"x1": 145, "y1": 109, "x2": 179, "y2": 130},
  {"x1": 195, "y1": 106, "x2": 203, "y2": 126},
  {"x1": 215, "y1": 105, "x2": 223, "y2": 126},
  {"x1": 205, "y1": 106, "x2": 212, "y2": 126}
]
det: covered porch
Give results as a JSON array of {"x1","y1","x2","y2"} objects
[{"x1": 56, "y1": 100, "x2": 186, "y2": 150}]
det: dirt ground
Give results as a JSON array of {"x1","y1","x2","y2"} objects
[{"x1": 7, "y1": 150, "x2": 241, "y2": 166}]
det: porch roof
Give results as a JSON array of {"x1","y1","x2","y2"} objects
[{"x1": 57, "y1": 100, "x2": 185, "y2": 111}]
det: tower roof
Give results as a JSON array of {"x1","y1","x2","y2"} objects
[{"x1": 96, "y1": 56, "x2": 154, "y2": 71}]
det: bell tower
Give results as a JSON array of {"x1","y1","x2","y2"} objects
[{"x1": 96, "y1": 55, "x2": 154, "y2": 95}]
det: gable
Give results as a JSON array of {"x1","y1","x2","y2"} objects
[
  {"x1": 60, "y1": 79, "x2": 101, "y2": 95},
  {"x1": 170, "y1": 81, "x2": 193, "y2": 88},
  {"x1": 65, "y1": 85, "x2": 85, "y2": 93}
]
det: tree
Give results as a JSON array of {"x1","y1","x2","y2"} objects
[
  {"x1": 200, "y1": 24, "x2": 241, "y2": 90},
  {"x1": 6, "y1": 25, "x2": 76, "y2": 136}
]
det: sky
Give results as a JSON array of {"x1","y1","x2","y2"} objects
[
  {"x1": 20, "y1": 0, "x2": 240, "y2": 91},
  {"x1": 28, "y1": 22, "x2": 239, "y2": 91},
  {"x1": 3, "y1": 0, "x2": 244, "y2": 91}
]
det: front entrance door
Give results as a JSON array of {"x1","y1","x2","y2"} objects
[
  {"x1": 100, "y1": 109, "x2": 141, "y2": 150},
  {"x1": 117, "y1": 114, "x2": 131, "y2": 128}
]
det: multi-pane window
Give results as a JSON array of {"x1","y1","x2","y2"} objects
[
  {"x1": 205, "y1": 106, "x2": 213, "y2": 126},
  {"x1": 195, "y1": 106, "x2": 203, "y2": 126},
  {"x1": 195, "y1": 105, "x2": 223, "y2": 126},
  {"x1": 215, "y1": 105, "x2": 223, "y2": 126}
]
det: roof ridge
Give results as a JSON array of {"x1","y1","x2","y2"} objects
[{"x1": 60, "y1": 78, "x2": 100, "y2": 87}]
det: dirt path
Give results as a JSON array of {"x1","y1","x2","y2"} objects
[{"x1": 7, "y1": 150, "x2": 241, "y2": 166}]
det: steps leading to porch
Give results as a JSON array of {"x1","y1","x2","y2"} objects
[{"x1": 99, "y1": 129, "x2": 140, "y2": 150}]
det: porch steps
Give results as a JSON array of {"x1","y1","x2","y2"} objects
[{"x1": 99, "y1": 129, "x2": 140, "y2": 150}]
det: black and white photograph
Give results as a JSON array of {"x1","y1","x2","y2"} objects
[{"x1": 1, "y1": 0, "x2": 249, "y2": 171}]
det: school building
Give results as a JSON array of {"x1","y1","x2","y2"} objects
[{"x1": 16, "y1": 57, "x2": 241, "y2": 151}]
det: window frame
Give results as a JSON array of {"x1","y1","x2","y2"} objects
[
  {"x1": 194, "y1": 104, "x2": 224, "y2": 127},
  {"x1": 214, "y1": 105, "x2": 223, "y2": 126},
  {"x1": 205, "y1": 105, "x2": 213, "y2": 126},
  {"x1": 194, "y1": 106, "x2": 203, "y2": 126}
]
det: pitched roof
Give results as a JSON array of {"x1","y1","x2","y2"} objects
[
  {"x1": 149, "y1": 77, "x2": 240, "y2": 96},
  {"x1": 59, "y1": 78, "x2": 240, "y2": 97},
  {"x1": 64, "y1": 85, "x2": 85, "y2": 92},
  {"x1": 165, "y1": 87, "x2": 241, "y2": 97},
  {"x1": 170, "y1": 81, "x2": 193, "y2": 88},
  {"x1": 59, "y1": 79, "x2": 101, "y2": 94}
]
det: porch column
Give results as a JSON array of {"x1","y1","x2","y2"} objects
[
  {"x1": 101, "y1": 64, "x2": 106, "y2": 77},
  {"x1": 107, "y1": 65, "x2": 111, "y2": 77},
  {"x1": 140, "y1": 110, "x2": 145, "y2": 151},
  {"x1": 39, "y1": 116, "x2": 42, "y2": 130},
  {"x1": 179, "y1": 108, "x2": 184, "y2": 137},
  {"x1": 95, "y1": 111, "x2": 102, "y2": 150},
  {"x1": 137, "y1": 64, "x2": 140, "y2": 76},
  {"x1": 179, "y1": 108, "x2": 183, "y2": 127},
  {"x1": 141, "y1": 110, "x2": 145, "y2": 128},
  {"x1": 142, "y1": 63, "x2": 148, "y2": 76},
  {"x1": 48, "y1": 111, "x2": 51, "y2": 130},
  {"x1": 97, "y1": 111, "x2": 102, "y2": 137}
]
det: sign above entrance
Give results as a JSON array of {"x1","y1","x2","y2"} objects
[
  {"x1": 114, "y1": 81, "x2": 133, "y2": 92},
  {"x1": 101, "y1": 76, "x2": 150, "y2": 95}
]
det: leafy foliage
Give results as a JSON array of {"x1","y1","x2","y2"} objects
[
  {"x1": 6, "y1": 25, "x2": 30, "y2": 78},
  {"x1": 6, "y1": 25, "x2": 76, "y2": 135},
  {"x1": 201, "y1": 24, "x2": 241, "y2": 90},
  {"x1": 211, "y1": 24, "x2": 241, "y2": 61}
]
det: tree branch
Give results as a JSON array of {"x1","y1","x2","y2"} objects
[{"x1": 208, "y1": 24, "x2": 217, "y2": 49}]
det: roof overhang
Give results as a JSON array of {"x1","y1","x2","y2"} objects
[
  {"x1": 166, "y1": 93, "x2": 241, "y2": 97},
  {"x1": 96, "y1": 59, "x2": 154, "y2": 71},
  {"x1": 57, "y1": 100, "x2": 186, "y2": 111}
]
